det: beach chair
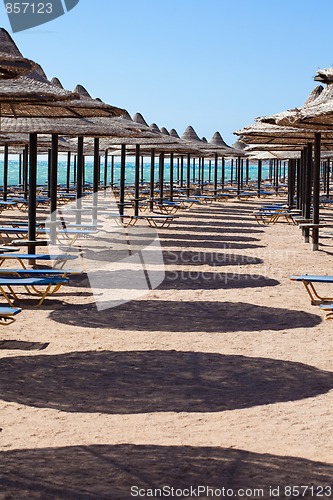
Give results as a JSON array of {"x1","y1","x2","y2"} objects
[
  {"x1": 0, "y1": 269, "x2": 82, "y2": 279},
  {"x1": 138, "y1": 214, "x2": 178, "y2": 228},
  {"x1": 192, "y1": 194, "x2": 217, "y2": 204},
  {"x1": 237, "y1": 191, "x2": 256, "y2": 201},
  {"x1": 105, "y1": 213, "x2": 178, "y2": 228},
  {"x1": 0, "y1": 305, "x2": 22, "y2": 325},
  {"x1": 152, "y1": 200, "x2": 182, "y2": 214},
  {"x1": 254, "y1": 205, "x2": 295, "y2": 225},
  {"x1": 319, "y1": 304, "x2": 333, "y2": 319},
  {"x1": 288, "y1": 274, "x2": 333, "y2": 304},
  {"x1": 0, "y1": 276, "x2": 70, "y2": 306},
  {"x1": 0, "y1": 253, "x2": 78, "y2": 269}
]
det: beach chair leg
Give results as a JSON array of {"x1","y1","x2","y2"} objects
[
  {"x1": 302, "y1": 280, "x2": 333, "y2": 304},
  {"x1": 18, "y1": 258, "x2": 27, "y2": 269},
  {"x1": 0, "y1": 286, "x2": 15, "y2": 306},
  {"x1": 0, "y1": 316, "x2": 16, "y2": 326},
  {"x1": 37, "y1": 284, "x2": 54, "y2": 306},
  {"x1": 325, "y1": 312, "x2": 333, "y2": 320}
]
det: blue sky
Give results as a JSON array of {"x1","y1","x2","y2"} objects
[{"x1": 2, "y1": 0, "x2": 333, "y2": 145}]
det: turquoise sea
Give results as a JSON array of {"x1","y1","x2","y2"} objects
[{"x1": 0, "y1": 156, "x2": 282, "y2": 187}]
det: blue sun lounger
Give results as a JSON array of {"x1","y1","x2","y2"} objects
[
  {"x1": 0, "y1": 305, "x2": 22, "y2": 325},
  {"x1": 0, "y1": 276, "x2": 70, "y2": 306},
  {"x1": 0, "y1": 269, "x2": 82, "y2": 278},
  {"x1": 0, "y1": 254, "x2": 78, "y2": 269},
  {"x1": 288, "y1": 274, "x2": 333, "y2": 304},
  {"x1": 319, "y1": 304, "x2": 333, "y2": 319},
  {"x1": 0, "y1": 226, "x2": 96, "y2": 245}
]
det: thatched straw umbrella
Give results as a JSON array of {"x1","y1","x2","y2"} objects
[
  {"x1": 133, "y1": 112, "x2": 149, "y2": 127},
  {"x1": 0, "y1": 29, "x2": 36, "y2": 79},
  {"x1": 149, "y1": 123, "x2": 160, "y2": 133},
  {"x1": 0, "y1": 27, "x2": 134, "y2": 247},
  {"x1": 169, "y1": 129, "x2": 180, "y2": 138},
  {"x1": 243, "y1": 70, "x2": 333, "y2": 249}
]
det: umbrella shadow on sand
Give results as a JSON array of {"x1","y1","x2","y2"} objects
[
  {"x1": 49, "y1": 300, "x2": 321, "y2": 332},
  {"x1": 0, "y1": 350, "x2": 332, "y2": 414},
  {"x1": 0, "y1": 444, "x2": 332, "y2": 499},
  {"x1": 0, "y1": 340, "x2": 49, "y2": 351}
]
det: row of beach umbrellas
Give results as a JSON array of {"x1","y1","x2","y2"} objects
[
  {"x1": 0, "y1": 27, "x2": 247, "y2": 250},
  {"x1": 234, "y1": 67, "x2": 333, "y2": 250}
]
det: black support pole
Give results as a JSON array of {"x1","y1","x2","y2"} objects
[
  {"x1": 50, "y1": 134, "x2": 58, "y2": 216},
  {"x1": 3, "y1": 144, "x2": 8, "y2": 201},
  {"x1": 76, "y1": 137, "x2": 84, "y2": 224},
  {"x1": 303, "y1": 144, "x2": 313, "y2": 243},
  {"x1": 180, "y1": 156, "x2": 184, "y2": 187},
  {"x1": 169, "y1": 152, "x2": 174, "y2": 202},
  {"x1": 214, "y1": 153, "x2": 218, "y2": 196},
  {"x1": 287, "y1": 158, "x2": 296, "y2": 208},
  {"x1": 66, "y1": 151, "x2": 71, "y2": 193},
  {"x1": 134, "y1": 144, "x2": 140, "y2": 216},
  {"x1": 326, "y1": 158, "x2": 330, "y2": 199},
  {"x1": 119, "y1": 144, "x2": 126, "y2": 216},
  {"x1": 110, "y1": 155, "x2": 114, "y2": 187},
  {"x1": 312, "y1": 133, "x2": 321, "y2": 251},
  {"x1": 23, "y1": 145, "x2": 28, "y2": 199},
  {"x1": 159, "y1": 152, "x2": 165, "y2": 204},
  {"x1": 28, "y1": 133, "x2": 37, "y2": 254},
  {"x1": 93, "y1": 137, "x2": 100, "y2": 223},
  {"x1": 103, "y1": 149, "x2": 108, "y2": 190},
  {"x1": 50, "y1": 134, "x2": 58, "y2": 244},
  {"x1": 149, "y1": 148, "x2": 155, "y2": 211},
  {"x1": 237, "y1": 157, "x2": 241, "y2": 195},
  {"x1": 257, "y1": 159, "x2": 262, "y2": 197},
  {"x1": 187, "y1": 153, "x2": 191, "y2": 196},
  {"x1": 18, "y1": 153, "x2": 22, "y2": 187}
]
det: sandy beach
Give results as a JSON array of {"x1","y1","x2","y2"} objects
[{"x1": 0, "y1": 196, "x2": 332, "y2": 498}]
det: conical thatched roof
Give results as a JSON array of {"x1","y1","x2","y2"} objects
[
  {"x1": 209, "y1": 131, "x2": 230, "y2": 148},
  {"x1": 160, "y1": 127, "x2": 170, "y2": 135},
  {"x1": 169, "y1": 129, "x2": 180, "y2": 138},
  {"x1": 121, "y1": 110, "x2": 133, "y2": 121},
  {"x1": 0, "y1": 28, "x2": 36, "y2": 79},
  {"x1": 303, "y1": 85, "x2": 324, "y2": 105},
  {"x1": 0, "y1": 29, "x2": 126, "y2": 122},
  {"x1": 50, "y1": 77, "x2": 64, "y2": 89},
  {"x1": 232, "y1": 139, "x2": 247, "y2": 151},
  {"x1": 73, "y1": 84, "x2": 92, "y2": 99},
  {"x1": 149, "y1": 123, "x2": 160, "y2": 133},
  {"x1": 133, "y1": 112, "x2": 149, "y2": 127},
  {"x1": 257, "y1": 71, "x2": 333, "y2": 130},
  {"x1": 181, "y1": 125, "x2": 202, "y2": 142},
  {"x1": 201, "y1": 137, "x2": 208, "y2": 143},
  {"x1": 179, "y1": 126, "x2": 239, "y2": 157}
]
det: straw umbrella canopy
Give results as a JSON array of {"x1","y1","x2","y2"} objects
[
  {"x1": 257, "y1": 74, "x2": 333, "y2": 130},
  {"x1": 0, "y1": 29, "x2": 36, "y2": 79},
  {"x1": 0, "y1": 28, "x2": 154, "y2": 248},
  {"x1": 235, "y1": 122, "x2": 333, "y2": 149},
  {"x1": 132, "y1": 112, "x2": 149, "y2": 127},
  {"x1": 169, "y1": 128, "x2": 180, "y2": 138},
  {"x1": 149, "y1": 123, "x2": 160, "y2": 133}
]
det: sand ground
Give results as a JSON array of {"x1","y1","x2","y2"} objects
[{"x1": 0, "y1": 196, "x2": 332, "y2": 499}]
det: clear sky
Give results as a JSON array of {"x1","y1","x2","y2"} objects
[{"x1": 2, "y1": 0, "x2": 333, "y2": 145}]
